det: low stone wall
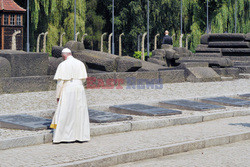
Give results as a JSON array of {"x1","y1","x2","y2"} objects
[
  {"x1": 0, "y1": 69, "x2": 186, "y2": 94},
  {"x1": 0, "y1": 50, "x2": 49, "y2": 77}
]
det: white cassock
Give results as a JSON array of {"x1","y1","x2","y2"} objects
[{"x1": 50, "y1": 55, "x2": 90, "y2": 143}]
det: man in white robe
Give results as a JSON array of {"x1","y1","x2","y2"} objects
[{"x1": 50, "y1": 48, "x2": 90, "y2": 143}]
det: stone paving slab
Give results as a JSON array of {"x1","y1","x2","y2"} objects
[
  {"x1": 159, "y1": 99, "x2": 225, "y2": 111},
  {"x1": 109, "y1": 104, "x2": 182, "y2": 116},
  {"x1": 201, "y1": 97, "x2": 250, "y2": 107},
  {"x1": 0, "y1": 116, "x2": 249, "y2": 167},
  {"x1": 0, "y1": 115, "x2": 51, "y2": 131},
  {"x1": 89, "y1": 109, "x2": 133, "y2": 123}
]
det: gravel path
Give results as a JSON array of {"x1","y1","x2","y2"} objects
[
  {"x1": 0, "y1": 79, "x2": 249, "y2": 141},
  {"x1": 115, "y1": 140, "x2": 250, "y2": 167},
  {"x1": 0, "y1": 116, "x2": 249, "y2": 167},
  {"x1": 0, "y1": 79, "x2": 249, "y2": 115}
]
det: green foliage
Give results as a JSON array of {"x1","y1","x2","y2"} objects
[
  {"x1": 15, "y1": 0, "x2": 249, "y2": 55},
  {"x1": 133, "y1": 51, "x2": 152, "y2": 60},
  {"x1": 16, "y1": 0, "x2": 86, "y2": 52}
]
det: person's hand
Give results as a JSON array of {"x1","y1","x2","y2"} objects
[{"x1": 57, "y1": 98, "x2": 59, "y2": 103}]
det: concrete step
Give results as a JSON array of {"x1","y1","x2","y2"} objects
[
  {"x1": 208, "y1": 42, "x2": 250, "y2": 48},
  {"x1": 221, "y1": 76, "x2": 234, "y2": 81},
  {"x1": 114, "y1": 140, "x2": 250, "y2": 167},
  {"x1": 0, "y1": 116, "x2": 249, "y2": 167},
  {"x1": 239, "y1": 73, "x2": 250, "y2": 79},
  {"x1": 236, "y1": 66, "x2": 250, "y2": 73}
]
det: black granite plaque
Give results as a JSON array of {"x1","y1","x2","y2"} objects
[
  {"x1": 89, "y1": 109, "x2": 132, "y2": 123},
  {"x1": 109, "y1": 104, "x2": 182, "y2": 116},
  {"x1": 0, "y1": 115, "x2": 51, "y2": 131},
  {"x1": 239, "y1": 94, "x2": 250, "y2": 99},
  {"x1": 200, "y1": 97, "x2": 250, "y2": 107},
  {"x1": 159, "y1": 99, "x2": 225, "y2": 111}
]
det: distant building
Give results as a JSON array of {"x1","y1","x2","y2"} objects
[{"x1": 0, "y1": 0, "x2": 26, "y2": 50}]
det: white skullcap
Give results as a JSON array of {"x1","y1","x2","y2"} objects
[{"x1": 62, "y1": 48, "x2": 72, "y2": 54}]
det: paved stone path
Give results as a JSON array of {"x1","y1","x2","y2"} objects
[
  {"x1": 0, "y1": 116, "x2": 249, "y2": 167},
  {"x1": 115, "y1": 140, "x2": 250, "y2": 167}
]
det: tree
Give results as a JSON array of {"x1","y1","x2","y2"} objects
[{"x1": 15, "y1": 0, "x2": 86, "y2": 53}]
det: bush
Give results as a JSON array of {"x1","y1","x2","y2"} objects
[{"x1": 132, "y1": 51, "x2": 152, "y2": 60}]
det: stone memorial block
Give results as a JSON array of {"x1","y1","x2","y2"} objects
[
  {"x1": 177, "y1": 57, "x2": 234, "y2": 67},
  {"x1": 0, "y1": 50, "x2": 49, "y2": 77},
  {"x1": 0, "y1": 115, "x2": 51, "y2": 131},
  {"x1": 161, "y1": 44, "x2": 173, "y2": 50},
  {"x1": 109, "y1": 104, "x2": 182, "y2": 116},
  {"x1": 200, "y1": 34, "x2": 209, "y2": 44},
  {"x1": 245, "y1": 33, "x2": 250, "y2": 41},
  {"x1": 159, "y1": 99, "x2": 225, "y2": 111},
  {"x1": 195, "y1": 53, "x2": 222, "y2": 57},
  {"x1": 0, "y1": 57, "x2": 11, "y2": 78},
  {"x1": 52, "y1": 46, "x2": 64, "y2": 58},
  {"x1": 212, "y1": 67, "x2": 239, "y2": 78},
  {"x1": 47, "y1": 57, "x2": 64, "y2": 75},
  {"x1": 73, "y1": 50, "x2": 117, "y2": 72},
  {"x1": 89, "y1": 109, "x2": 132, "y2": 123},
  {"x1": 200, "y1": 97, "x2": 250, "y2": 107},
  {"x1": 195, "y1": 47, "x2": 221, "y2": 53},
  {"x1": 116, "y1": 56, "x2": 142, "y2": 72},
  {"x1": 221, "y1": 48, "x2": 250, "y2": 57},
  {"x1": 137, "y1": 61, "x2": 167, "y2": 71},
  {"x1": 208, "y1": 33, "x2": 245, "y2": 42},
  {"x1": 147, "y1": 58, "x2": 167, "y2": 66},
  {"x1": 178, "y1": 62, "x2": 209, "y2": 68},
  {"x1": 158, "y1": 69, "x2": 185, "y2": 83},
  {"x1": 208, "y1": 42, "x2": 250, "y2": 48},
  {"x1": 185, "y1": 67, "x2": 221, "y2": 82},
  {"x1": 0, "y1": 76, "x2": 51, "y2": 94},
  {"x1": 236, "y1": 66, "x2": 250, "y2": 73},
  {"x1": 64, "y1": 41, "x2": 85, "y2": 51}
]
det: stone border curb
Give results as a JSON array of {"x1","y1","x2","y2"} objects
[
  {"x1": 0, "y1": 109, "x2": 249, "y2": 150},
  {"x1": 51, "y1": 131, "x2": 250, "y2": 167}
]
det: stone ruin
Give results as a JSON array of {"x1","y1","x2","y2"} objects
[
  {"x1": 196, "y1": 33, "x2": 250, "y2": 75},
  {"x1": 0, "y1": 33, "x2": 249, "y2": 94},
  {"x1": 150, "y1": 33, "x2": 250, "y2": 82}
]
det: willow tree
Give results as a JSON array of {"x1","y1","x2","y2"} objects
[{"x1": 16, "y1": 0, "x2": 86, "y2": 53}]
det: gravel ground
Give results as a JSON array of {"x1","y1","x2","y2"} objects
[
  {"x1": 114, "y1": 140, "x2": 250, "y2": 167},
  {"x1": 0, "y1": 129, "x2": 49, "y2": 140},
  {"x1": 0, "y1": 79, "x2": 249, "y2": 115},
  {"x1": 0, "y1": 116, "x2": 249, "y2": 167},
  {"x1": 0, "y1": 79, "x2": 249, "y2": 140}
]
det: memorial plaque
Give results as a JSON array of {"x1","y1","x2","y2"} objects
[
  {"x1": 109, "y1": 104, "x2": 182, "y2": 116},
  {"x1": 239, "y1": 94, "x2": 250, "y2": 100},
  {"x1": 159, "y1": 100, "x2": 225, "y2": 111},
  {"x1": 200, "y1": 97, "x2": 250, "y2": 107},
  {"x1": 0, "y1": 115, "x2": 51, "y2": 131},
  {"x1": 89, "y1": 109, "x2": 132, "y2": 123}
]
